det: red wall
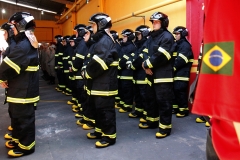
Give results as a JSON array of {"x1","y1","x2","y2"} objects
[{"x1": 186, "y1": 0, "x2": 204, "y2": 110}]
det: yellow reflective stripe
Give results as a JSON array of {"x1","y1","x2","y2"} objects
[
  {"x1": 86, "y1": 88, "x2": 91, "y2": 95},
  {"x1": 123, "y1": 104, "x2": 132, "y2": 108},
  {"x1": 58, "y1": 62, "x2": 63, "y2": 65},
  {"x1": 146, "y1": 116, "x2": 159, "y2": 122},
  {"x1": 146, "y1": 59, "x2": 153, "y2": 68},
  {"x1": 85, "y1": 71, "x2": 91, "y2": 79},
  {"x1": 135, "y1": 79, "x2": 148, "y2": 84},
  {"x1": 58, "y1": 85, "x2": 65, "y2": 88},
  {"x1": 143, "y1": 48, "x2": 148, "y2": 53},
  {"x1": 174, "y1": 77, "x2": 189, "y2": 81},
  {"x1": 93, "y1": 55, "x2": 108, "y2": 70},
  {"x1": 179, "y1": 53, "x2": 188, "y2": 63},
  {"x1": 179, "y1": 108, "x2": 189, "y2": 111},
  {"x1": 120, "y1": 101, "x2": 125, "y2": 105},
  {"x1": 25, "y1": 66, "x2": 39, "y2": 71},
  {"x1": 159, "y1": 123, "x2": 172, "y2": 129},
  {"x1": 173, "y1": 104, "x2": 178, "y2": 108},
  {"x1": 135, "y1": 107, "x2": 144, "y2": 112},
  {"x1": 4, "y1": 57, "x2": 20, "y2": 74},
  {"x1": 123, "y1": 55, "x2": 129, "y2": 60},
  {"x1": 87, "y1": 53, "x2": 91, "y2": 57},
  {"x1": 115, "y1": 97, "x2": 120, "y2": 100},
  {"x1": 82, "y1": 66, "x2": 86, "y2": 69},
  {"x1": 72, "y1": 57, "x2": 76, "y2": 60},
  {"x1": 0, "y1": 80, "x2": 4, "y2": 83},
  {"x1": 59, "y1": 52, "x2": 63, "y2": 55},
  {"x1": 72, "y1": 66, "x2": 78, "y2": 72},
  {"x1": 12, "y1": 138, "x2": 19, "y2": 143},
  {"x1": 158, "y1": 47, "x2": 171, "y2": 60},
  {"x1": 118, "y1": 66, "x2": 121, "y2": 70},
  {"x1": 7, "y1": 96, "x2": 39, "y2": 104},
  {"x1": 131, "y1": 64, "x2": 136, "y2": 70},
  {"x1": 120, "y1": 76, "x2": 133, "y2": 80},
  {"x1": 173, "y1": 52, "x2": 177, "y2": 57},
  {"x1": 90, "y1": 90, "x2": 118, "y2": 96},
  {"x1": 69, "y1": 76, "x2": 75, "y2": 80},
  {"x1": 95, "y1": 127, "x2": 102, "y2": 133},
  {"x1": 75, "y1": 76, "x2": 83, "y2": 79},
  {"x1": 173, "y1": 67, "x2": 176, "y2": 71},
  {"x1": 154, "y1": 78, "x2": 173, "y2": 83},
  {"x1": 189, "y1": 59, "x2": 194, "y2": 62},
  {"x1": 147, "y1": 79, "x2": 152, "y2": 86},
  {"x1": 68, "y1": 61, "x2": 72, "y2": 65},
  {"x1": 143, "y1": 111, "x2": 147, "y2": 116},
  {"x1": 102, "y1": 133, "x2": 116, "y2": 139},
  {"x1": 64, "y1": 70, "x2": 69, "y2": 73},
  {"x1": 131, "y1": 53, "x2": 135, "y2": 56},
  {"x1": 63, "y1": 57, "x2": 68, "y2": 60},
  {"x1": 76, "y1": 53, "x2": 85, "y2": 59},
  {"x1": 55, "y1": 54, "x2": 59, "y2": 57},
  {"x1": 110, "y1": 61, "x2": 119, "y2": 66},
  {"x1": 18, "y1": 141, "x2": 35, "y2": 150},
  {"x1": 139, "y1": 53, "x2": 143, "y2": 58}
]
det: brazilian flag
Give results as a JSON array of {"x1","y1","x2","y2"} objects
[{"x1": 201, "y1": 41, "x2": 234, "y2": 75}]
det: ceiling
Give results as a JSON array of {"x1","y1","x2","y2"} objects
[{"x1": 2, "y1": 0, "x2": 76, "y2": 15}]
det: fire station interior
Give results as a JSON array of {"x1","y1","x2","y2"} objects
[{"x1": 0, "y1": 0, "x2": 206, "y2": 159}]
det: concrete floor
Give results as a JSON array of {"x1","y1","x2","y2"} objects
[{"x1": 0, "y1": 78, "x2": 208, "y2": 160}]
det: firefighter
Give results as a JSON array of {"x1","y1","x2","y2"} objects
[
  {"x1": 0, "y1": 12, "x2": 39, "y2": 157},
  {"x1": 68, "y1": 35, "x2": 78, "y2": 108},
  {"x1": 128, "y1": 25, "x2": 150, "y2": 118},
  {"x1": 77, "y1": 25, "x2": 97, "y2": 130},
  {"x1": 83, "y1": 13, "x2": 118, "y2": 148},
  {"x1": 0, "y1": 22, "x2": 16, "y2": 139},
  {"x1": 54, "y1": 35, "x2": 65, "y2": 92},
  {"x1": 62, "y1": 35, "x2": 73, "y2": 96},
  {"x1": 70, "y1": 24, "x2": 89, "y2": 117},
  {"x1": 141, "y1": 12, "x2": 176, "y2": 138},
  {"x1": 118, "y1": 29, "x2": 137, "y2": 113},
  {"x1": 110, "y1": 30, "x2": 122, "y2": 108},
  {"x1": 172, "y1": 26, "x2": 194, "y2": 117}
]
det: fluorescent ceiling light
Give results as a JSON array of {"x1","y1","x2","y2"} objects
[{"x1": 0, "y1": 0, "x2": 57, "y2": 14}]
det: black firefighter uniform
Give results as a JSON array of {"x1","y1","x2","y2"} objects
[{"x1": 0, "y1": 35, "x2": 39, "y2": 153}]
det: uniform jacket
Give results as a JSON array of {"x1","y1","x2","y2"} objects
[
  {"x1": 173, "y1": 38, "x2": 194, "y2": 81},
  {"x1": 85, "y1": 31, "x2": 119, "y2": 96},
  {"x1": 143, "y1": 29, "x2": 176, "y2": 84},
  {"x1": 118, "y1": 41, "x2": 136, "y2": 80},
  {"x1": 0, "y1": 34, "x2": 39, "y2": 103}
]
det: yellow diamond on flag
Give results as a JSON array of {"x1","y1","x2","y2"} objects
[{"x1": 203, "y1": 45, "x2": 231, "y2": 72}]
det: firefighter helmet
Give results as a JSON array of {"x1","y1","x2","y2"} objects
[
  {"x1": 74, "y1": 24, "x2": 87, "y2": 37},
  {"x1": 9, "y1": 12, "x2": 36, "y2": 32},
  {"x1": 173, "y1": 26, "x2": 188, "y2": 37},
  {"x1": 121, "y1": 29, "x2": 135, "y2": 41},
  {"x1": 149, "y1": 12, "x2": 169, "y2": 28},
  {"x1": 89, "y1": 13, "x2": 112, "y2": 31},
  {"x1": 135, "y1": 25, "x2": 151, "y2": 38},
  {"x1": 0, "y1": 22, "x2": 14, "y2": 37},
  {"x1": 110, "y1": 30, "x2": 119, "y2": 41}
]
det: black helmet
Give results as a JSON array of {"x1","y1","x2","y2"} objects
[
  {"x1": 74, "y1": 24, "x2": 87, "y2": 37},
  {"x1": 85, "y1": 25, "x2": 93, "y2": 34},
  {"x1": 69, "y1": 35, "x2": 76, "y2": 41},
  {"x1": 62, "y1": 35, "x2": 70, "y2": 43},
  {"x1": 173, "y1": 26, "x2": 188, "y2": 37},
  {"x1": 54, "y1": 35, "x2": 62, "y2": 43},
  {"x1": 89, "y1": 13, "x2": 112, "y2": 31},
  {"x1": 149, "y1": 12, "x2": 169, "y2": 28},
  {"x1": 0, "y1": 22, "x2": 14, "y2": 37},
  {"x1": 110, "y1": 30, "x2": 119, "y2": 41},
  {"x1": 135, "y1": 25, "x2": 151, "y2": 38},
  {"x1": 121, "y1": 29, "x2": 135, "y2": 41},
  {"x1": 9, "y1": 12, "x2": 36, "y2": 32}
]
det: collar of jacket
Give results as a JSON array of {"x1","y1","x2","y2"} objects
[{"x1": 150, "y1": 28, "x2": 165, "y2": 38}]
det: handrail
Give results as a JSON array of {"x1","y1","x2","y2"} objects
[
  {"x1": 112, "y1": 0, "x2": 183, "y2": 24},
  {"x1": 56, "y1": 0, "x2": 84, "y2": 24}
]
